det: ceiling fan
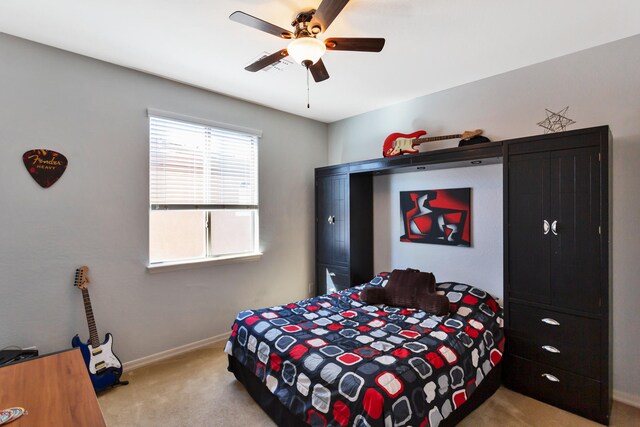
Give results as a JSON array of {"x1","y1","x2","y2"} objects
[{"x1": 229, "y1": 0, "x2": 385, "y2": 83}]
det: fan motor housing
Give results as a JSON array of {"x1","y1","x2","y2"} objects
[{"x1": 292, "y1": 10, "x2": 318, "y2": 38}]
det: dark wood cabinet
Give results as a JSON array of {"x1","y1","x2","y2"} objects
[
  {"x1": 315, "y1": 166, "x2": 373, "y2": 294},
  {"x1": 314, "y1": 127, "x2": 611, "y2": 424},
  {"x1": 503, "y1": 126, "x2": 611, "y2": 424}
]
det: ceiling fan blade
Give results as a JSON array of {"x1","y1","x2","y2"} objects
[
  {"x1": 324, "y1": 38, "x2": 385, "y2": 52},
  {"x1": 230, "y1": 11, "x2": 294, "y2": 39},
  {"x1": 245, "y1": 49, "x2": 289, "y2": 72},
  {"x1": 310, "y1": 59, "x2": 330, "y2": 82},
  {"x1": 310, "y1": 0, "x2": 349, "y2": 33}
]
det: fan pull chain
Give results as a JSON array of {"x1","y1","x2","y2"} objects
[{"x1": 306, "y1": 66, "x2": 310, "y2": 109}]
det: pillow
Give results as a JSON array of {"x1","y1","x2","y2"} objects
[
  {"x1": 359, "y1": 287, "x2": 387, "y2": 305},
  {"x1": 387, "y1": 268, "x2": 436, "y2": 294},
  {"x1": 360, "y1": 268, "x2": 449, "y2": 315},
  {"x1": 416, "y1": 292, "x2": 450, "y2": 316}
]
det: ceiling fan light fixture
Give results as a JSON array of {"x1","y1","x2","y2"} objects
[{"x1": 287, "y1": 37, "x2": 326, "y2": 66}]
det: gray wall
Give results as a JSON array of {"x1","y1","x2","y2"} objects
[
  {"x1": 328, "y1": 35, "x2": 640, "y2": 400},
  {"x1": 0, "y1": 33, "x2": 327, "y2": 362},
  {"x1": 373, "y1": 165, "x2": 503, "y2": 298}
]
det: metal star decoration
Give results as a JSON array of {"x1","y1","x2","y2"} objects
[{"x1": 537, "y1": 106, "x2": 576, "y2": 133}]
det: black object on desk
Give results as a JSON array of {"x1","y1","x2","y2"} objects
[{"x1": 0, "y1": 349, "x2": 39, "y2": 366}]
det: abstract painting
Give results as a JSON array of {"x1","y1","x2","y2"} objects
[{"x1": 400, "y1": 188, "x2": 471, "y2": 247}]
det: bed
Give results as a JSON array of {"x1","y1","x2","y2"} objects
[{"x1": 225, "y1": 272, "x2": 504, "y2": 426}]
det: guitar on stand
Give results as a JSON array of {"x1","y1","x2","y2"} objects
[
  {"x1": 72, "y1": 266, "x2": 128, "y2": 392},
  {"x1": 383, "y1": 129, "x2": 488, "y2": 157}
]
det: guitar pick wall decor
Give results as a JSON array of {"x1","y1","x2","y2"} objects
[{"x1": 22, "y1": 149, "x2": 68, "y2": 188}]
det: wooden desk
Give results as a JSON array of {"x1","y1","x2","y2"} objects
[{"x1": 0, "y1": 348, "x2": 106, "y2": 426}]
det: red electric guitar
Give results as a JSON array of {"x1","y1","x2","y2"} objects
[{"x1": 383, "y1": 129, "x2": 484, "y2": 157}]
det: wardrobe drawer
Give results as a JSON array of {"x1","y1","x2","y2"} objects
[
  {"x1": 507, "y1": 335, "x2": 600, "y2": 379},
  {"x1": 504, "y1": 355, "x2": 605, "y2": 424},
  {"x1": 508, "y1": 302, "x2": 601, "y2": 378},
  {"x1": 317, "y1": 264, "x2": 351, "y2": 295}
]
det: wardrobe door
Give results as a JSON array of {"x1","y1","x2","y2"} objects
[
  {"x1": 508, "y1": 152, "x2": 551, "y2": 303},
  {"x1": 549, "y1": 146, "x2": 601, "y2": 313},
  {"x1": 316, "y1": 173, "x2": 349, "y2": 266}
]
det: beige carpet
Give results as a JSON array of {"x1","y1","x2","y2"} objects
[{"x1": 98, "y1": 342, "x2": 640, "y2": 426}]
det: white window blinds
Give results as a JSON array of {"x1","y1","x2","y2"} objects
[{"x1": 149, "y1": 115, "x2": 258, "y2": 210}]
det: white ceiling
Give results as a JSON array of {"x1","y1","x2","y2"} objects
[{"x1": 1, "y1": 1, "x2": 639, "y2": 123}]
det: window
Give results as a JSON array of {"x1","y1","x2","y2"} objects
[{"x1": 148, "y1": 110, "x2": 260, "y2": 267}]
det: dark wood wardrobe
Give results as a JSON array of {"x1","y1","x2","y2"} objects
[
  {"x1": 314, "y1": 165, "x2": 373, "y2": 295},
  {"x1": 503, "y1": 126, "x2": 611, "y2": 424},
  {"x1": 314, "y1": 126, "x2": 611, "y2": 423}
]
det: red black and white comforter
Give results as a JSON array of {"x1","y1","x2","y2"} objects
[{"x1": 225, "y1": 273, "x2": 504, "y2": 427}]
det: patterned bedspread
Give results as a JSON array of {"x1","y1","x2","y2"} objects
[{"x1": 225, "y1": 273, "x2": 504, "y2": 427}]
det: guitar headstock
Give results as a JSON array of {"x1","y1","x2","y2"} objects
[
  {"x1": 74, "y1": 266, "x2": 90, "y2": 290},
  {"x1": 461, "y1": 129, "x2": 483, "y2": 140}
]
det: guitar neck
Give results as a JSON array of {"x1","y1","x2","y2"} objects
[
  {"x1": 413, "y1": 134, "x2": 462, "y2": 145},
  {"x1": 81, "y1": 288, "x2": 101, "y2": 349}
]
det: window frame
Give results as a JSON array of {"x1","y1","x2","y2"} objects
[{"x1": 146, "y1": 109, "x2": 262, "y2": 272}]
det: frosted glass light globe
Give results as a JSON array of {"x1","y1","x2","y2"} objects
[{"x1": 287, "y1": 37, "x2": 326, "y2": 65}]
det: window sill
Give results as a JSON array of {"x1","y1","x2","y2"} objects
[{"x1": 146, "y1": 252, "x2": 262, "y2": 273}]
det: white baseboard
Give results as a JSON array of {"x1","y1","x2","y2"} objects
[
  {"x1": 614, "y1": 389, "x2": 640, "y2": 409},
  {"x1": 122, "y1": 332, "x2": 229, "y2": 371}
]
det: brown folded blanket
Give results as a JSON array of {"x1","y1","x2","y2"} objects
[{"x1": 361, "y1": 268, "x2": 449, "y2": 316}]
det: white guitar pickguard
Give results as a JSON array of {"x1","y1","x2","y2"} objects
[
  {"x1": 87, "y1": 335, "x2": 121, "y2": 374},
  {"x1": 392, "y1": 137, "x2": 417, "y2": 155}
]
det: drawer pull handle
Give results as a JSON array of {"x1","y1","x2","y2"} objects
[
  {"x1": 542, "y1": 345, "x2": 561, "y2": 354},
  {"x1": 541, "y1": 318, "x2": 560, "y2": 326},
  {"x1": 543, "y1": 220, "x2": 550, "y2": 235},
  {"x1": 329, "y1": 272, "x2": 336, "y2": 277},
  {"x1": 327, "y1": 215, "x2": 336, "y2": 224},
  {"x1": 541, "y1": 373, "x2": 560, "y2": 382}
]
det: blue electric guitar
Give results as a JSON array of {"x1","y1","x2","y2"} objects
[{"x1": 72, "y1": 266, "x2": 126, "y2": 392}]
